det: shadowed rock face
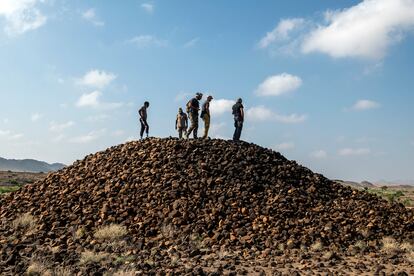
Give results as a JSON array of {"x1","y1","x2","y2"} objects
[{"x1": 0, "y1": 138, "x2": 413, "y2": 274}]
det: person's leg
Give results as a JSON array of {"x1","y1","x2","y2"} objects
[
  {"x1": 193, "y1": 116, "x2": 199, "y2": 139},
  {"x1": 144, "y1": 120, "x2": 149, "y2": 137},
  {"x1": 187, "y1": 113, "x2": 195, "y2": 138},
  {"x1": 203, "y1": 114, "x2": 210, "y2": 139},
  {"x1": 233, "y1": 119, "x2": 238, "y2": 141},
  {"x1": 236, "y1": 121, "x2": 243, "y2": 140},
  {"x1": 140, "y1": 119, "x2": 145, "y2": 139},
  {"x1": 178, "y1": 128, "x2": 182, "y2": 139}
]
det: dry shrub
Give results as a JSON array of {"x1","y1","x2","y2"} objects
[
  {"x1": 26, "y1": 262, "x2": 47, "y2": 275},
  {"x1": 400, "y1": 242, "x2": 414, "y2": 252},
  {"x1": 406, "y1": 251, "x2": 414, "y2": 263},
  {"x1": 381, "y1": 237, "x2": 401, "y2": 254},
  {"x1": 94, "y1": 224, "x2": 127, "y2": 241},
  {"x1": 12, "y1": 213, "x2": 36, "y2": 232},
  {"x1": 51, "y1": 267, "x2": 72, "y2": 276},
  {"x1": 354, "y1": 240, "x2": 367, "y2": 251},
  {"x1": 310, "y1": 241, "x2": 323, "y2": 252},
  {"x1": 80, "y1": 250, "x2": 108, "y2": 265}
]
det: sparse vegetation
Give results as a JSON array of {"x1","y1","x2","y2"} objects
[
  {"x1": 381, "y1": 237, "x2": 402, "y2": 254},
  {"x1": 12, "y1": 213, "x2": 36, "y2": 232},
  {"x1": 94, "y1": 224, "x2": 127, "y2": 241},
  {"x1": 80, "y1": 250, "x2": 108, "y2": 265},
  {"x1": 26, "y1": 262, "x2": 47, "y2": 275},
  {"x1": 310, "y1": 241, "x2": 323, "y2": 252},
  {"x1": 0, "y1": 185, "x2": 20, "y2": 194}
]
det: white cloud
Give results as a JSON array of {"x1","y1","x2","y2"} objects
[
  {"x1": 70, "y1": 129, "x2": 106, "y2": 144},
  {"x1": 273, "y1": 142, "x2": 295, "y2": 151},
  {"x1": 49, "y1": 121, "x2": 75, "y2": 132},
  {"x1": 210, "y1": 99, "x2": 234, "y2": 116},
  {"x1": 30, "y1": 113, "x2": 42, "y2": 122},
  {"x1": 77, "y1": 70, "x2": 117, "y2": 89},
  {"x1": 0, "y1": 0, "x2": 47, "y2": 36},
  {"x1": 82, "y1": 8, "x2": 104, "y2": 27},
  {"x1": 127, "y1": 35, "x2": 167, "y2": 48},
  {"x1": 141, "y1": 3, "x2": 154, "y2": 14},
  {"x1": 209, "y1": 122, "x2": 227, "y2": 138},
  {"x1": 339, "y1": 148, "x2": 371, "y2": 156},
  {"x1": 301, "y1": 0, "x2": 414, "y2": 60},
  {"x1": 310, "y1": 150, "x2": 328, "y2": 159},
  {"x1": 255, "y1": 73, "x2": 302, "y2": 96},
  {"x1": 351, "y1": 99, "x2": 381, "y2": 111},
  {"x1": 0, "y1": 129, "x2": 11, "y2": 136},
  {"x1": 258, "y1": 18, "x2": 305, "y2": 49},
  {"x1": 246, "y1": 106, "x2": 307, "y2": 124},
  {"x1": 76, "y1": 91, "x2": 100, "y2": 108},
  {"x1": 184, "y1": 37, "x2": 199, "y2": 48},
  {"x1": 0, "y1": 129, "x2": 23, "y2": 140},
  {"x1": 76, "y1": 91, "x2": 124, "y2": 110}
]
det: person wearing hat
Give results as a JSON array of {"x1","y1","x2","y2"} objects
[
  {"x1": 186, "y1": 92, "x2": 203, "y2": 139},
  {"x1": 232, "y1": 98, "x2": 244, "y2": 141},
  {"x1": 201, "y1": 95, "x2": 213, "y2": 139},
  {"x1": 175, "y1": 107, "x2": 188, "y2": 139}
]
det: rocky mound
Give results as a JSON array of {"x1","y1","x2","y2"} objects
[{"x1": 0, "y1": 138, "x2": 413, "y2": 274}]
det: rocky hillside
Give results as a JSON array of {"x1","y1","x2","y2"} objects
[
  {"x1": 0, "y1": 138, "x2": 413, "y2": 274},
  {"x1": 0, "y1": 157, "x2": 65, "y2": 173}
]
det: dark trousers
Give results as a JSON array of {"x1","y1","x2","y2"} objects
[
  {"x1": 140, "y1": 118, "x2": 149, "y2": 138},
  {"x1": 233, "y1": 119, "x2": 243, "y2": 141},
  {"x1": 187, "y1": 112, "x2": 198, "y2": 138}
]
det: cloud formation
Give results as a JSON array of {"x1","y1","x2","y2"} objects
[
  {"x1": 141, "y1": 3, "x2": 154, "y2": 14},
  {"x1": 273, "y1": 142, "x2": 295, "y2": 151},
  {"x1": 302, "y1": 0, "x2": 414, "y2": 59},
  {"x1": 0, "y1": 129, "x2": 23, "y2": 140},
  {"x1": 77, "y1": 70, "x2": 117, "y2": 89},
  {"x1": 258, "y1": 18, "x2": 304, "y2": 49},
  {"x1": 259, "y1": 0, "x2": 414, "y2": 60},
  {"x1": 76, "y1": 91, "x2": 123, "y2": 110},
  {"x1": 31, "y1": 113, "x2": 42, "y2": 122},
  {"x1": 0, "y1": 0, "x2": 47, "y2": 36},
  {"x1": 351, "y1": 99, "x2": 381, "y2": 111},
  {"x1": 49, "y1": 121, "x2": 75, "y2": 132},
  {"x1": 310, "y1": 150, "x2": 328, "y2": 159},
  {"x1": 69, "y1": 129, "x2": 106, "y2": 144},
  {"x1": 127, "y1": 35, "x2": 167, "y2": 48},
  {"x1": 82, "y1": 8, "x2": 104, "y2": 27},
  {"x1": 210, "y1": 99, "x2": 234, "y2": 116},
  {"x1": 184, "y1": 37, "x2": 200, "y2": 48},
  {"x1": 339, "y1": 148, "x2": 371, "y2": 156},
  {"x1": 255, "y1": 73, "x2": 302, "y2": 96},
  {"x1": 246, "y1": 106, "x2": 307, "y2": 124}
]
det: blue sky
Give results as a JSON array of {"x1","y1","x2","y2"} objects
[{"x1": 0, "y1": 0, "x2": 413, "y2": 182}]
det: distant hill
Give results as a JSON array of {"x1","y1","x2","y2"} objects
[
  {"x1": 333, "y1": 179, "x2": 375, "y2": 189},
  {"x1": 0, "y1": 157, "x2": 65, "y2": 173}
]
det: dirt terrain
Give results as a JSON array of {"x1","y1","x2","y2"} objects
[{"x1": 0, "y1": 139, "x2": 413, "y2": 275}]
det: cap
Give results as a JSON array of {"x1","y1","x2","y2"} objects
[{"x1": 207, "y1": 95, "x2": 213, "y2": 99}]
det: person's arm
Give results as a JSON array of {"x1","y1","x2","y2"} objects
[
  {"x1": 139, "y1": 108, "x2": 143, "y2": 118},
  {"x1": 240, "y1": 107, "x2": 244, "y2": 121},
  {"x1": 185, "y1": 115, "x2": 188, "y2": 128},
  {"x1": 175, "y1": 116, "x2": 178, "y2": 129}
]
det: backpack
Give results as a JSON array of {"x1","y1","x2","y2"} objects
[
  {"x1": 232, "y1": 103, "x2": 238, "y2": 115},
  {"x1": 186, "y1": 100, "x2": 192, "y2": 113}
]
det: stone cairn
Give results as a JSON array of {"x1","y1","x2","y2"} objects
[{"x1": 0, "y1": 138, "x2": 413, "y2": 274}]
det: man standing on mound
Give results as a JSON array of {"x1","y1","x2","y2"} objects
[
  {"x1": 186, "y1": 92, "x2": 203, "y2": 139},
  {"x1": 232, "y1": 98, "x2": 244, "y2": 141},
  {"x1": 176, "y1": 107, "x2": 188, "y2": 139},
  {"x1": 139, "y1": 101, "x2": 150, "y2": 139},
  {"x1": 201, "y1": 95, "x2": 213, "y2": 139}
]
